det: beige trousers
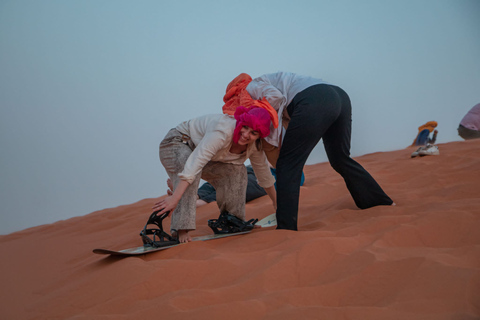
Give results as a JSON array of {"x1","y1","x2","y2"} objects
[{"x1": 159, "y1": 129, "x2": 248, "y2": 231}]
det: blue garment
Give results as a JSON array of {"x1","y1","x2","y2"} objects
[{"x1": 415, "y1": 129, "x2": 430, "y2": 146}]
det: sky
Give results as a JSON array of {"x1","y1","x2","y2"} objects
[{"x1": 1, "y1": 0, "x2": 479, "y2": 235}]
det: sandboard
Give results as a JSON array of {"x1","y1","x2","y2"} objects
[
  {"x1": 93, "y1": 231, "x2": 251, "y2": 256},
  {"x1": 94, "y1": 213, "x2": 276, "y2": 257},
  {"x1": 257, "y1": 213, "x2": 276, "y2": 228}
]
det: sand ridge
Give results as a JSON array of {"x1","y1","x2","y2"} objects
[{"x1": 1, "y1": 140, "x2": 479, "y2": 319}]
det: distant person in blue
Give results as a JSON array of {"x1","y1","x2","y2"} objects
[
  {"x1": 410, "y1": 121, "x2": 440, "y2": 158},
  {"x1": 411, "y1": 121, "x2": 438, "y2": 146}
]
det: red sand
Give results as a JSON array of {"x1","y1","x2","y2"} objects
[{"x1": 1, "y1": 140, "x2": 479, "y2": 319}]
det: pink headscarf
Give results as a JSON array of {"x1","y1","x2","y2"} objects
[{"x1": 232, "y1": 106, "x2": 271, "y2": 144}]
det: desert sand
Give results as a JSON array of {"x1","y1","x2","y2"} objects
[{"x1": 1, "y1": 140, "x2": 479, "y2": 319}]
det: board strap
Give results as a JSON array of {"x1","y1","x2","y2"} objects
[
  {"x1": 139, "y1": 210, "x2": 179, "y2": 248},
  {"x1": 207, "y1": 211, "x2": 258, "y2": 234}
]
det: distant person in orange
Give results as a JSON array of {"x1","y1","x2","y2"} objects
[
  {"x1": 458, "y1": 103, "x2": 480, "y2": 140},
  {"x1": 411, "y1": 121, "x2": 438, "y2": 146},
  {"x1": 410, "y1": 121, "x2": 439, "y2": 158}
]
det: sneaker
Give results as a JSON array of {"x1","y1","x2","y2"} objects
[
  {"x1": 418, "y1": 144, "x2": 439, "y2": 156},
  {"x1": 411, "y1": 146, "x2": 425, "y2": 158}
]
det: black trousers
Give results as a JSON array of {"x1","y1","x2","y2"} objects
[{"x1": 276, "y1": 84, "x2": 393, "y2": 230}]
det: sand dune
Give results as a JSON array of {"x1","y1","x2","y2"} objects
[{"x1": 1, "y1": 140, "x2": 479, "y2": 319}]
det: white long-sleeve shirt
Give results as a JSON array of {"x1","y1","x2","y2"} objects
[
  {"x1": 175, "y1": 114, "x2": 275, "y2": 188},
  {"x1": 246, "y1": 71, "x2": 327, "y2": 147}
]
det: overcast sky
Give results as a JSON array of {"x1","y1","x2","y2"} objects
[{"x1": 1, "y1": 0, "x2": 479, "y2": 235}]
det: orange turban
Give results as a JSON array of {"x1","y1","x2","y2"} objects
[
  {"x1": 417, "y1": 121, "x2": 437, "y2": 133},
  {"x1": 222, "y1": 73, "x2": 279, "y2": 129}
]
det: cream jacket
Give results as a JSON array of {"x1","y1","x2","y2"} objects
[{"x1": 175, "y1": 114, "x2": 275, "y2": 188}]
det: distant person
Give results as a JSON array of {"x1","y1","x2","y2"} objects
[
  {"x1": 223, "y1": 72, "x2": 394, "y2": 231},
  {"x1": 458, "y1": 103, "x2": 480, "y2": 140},
  {"x1": 410, "y1": 121, "x2": 439, "y2": 157},
  {"x1": 153, "y1": 107, "x2": 276, "y2": 243},
  {"x1": 411, "y1": 121, "x2": 438, "y2": 146}
]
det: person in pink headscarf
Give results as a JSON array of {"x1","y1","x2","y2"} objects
[
  {"x1": 153, "y1": 107, "x2": 276, "y2": 243},
  {"x1": 458, "y1": 103, "x2": 480, "y2": 140}
]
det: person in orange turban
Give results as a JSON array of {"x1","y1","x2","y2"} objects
[{"x1": 411, "y1": 121, "x2": 438, "y2": 147}]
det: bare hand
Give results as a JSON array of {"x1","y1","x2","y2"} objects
[
  {"x1": 152, "y1": 195, "x2": 179, "y2": 216},
  {"x1": 153, "y1": 179, "x2": 189, "y2": 216}
]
